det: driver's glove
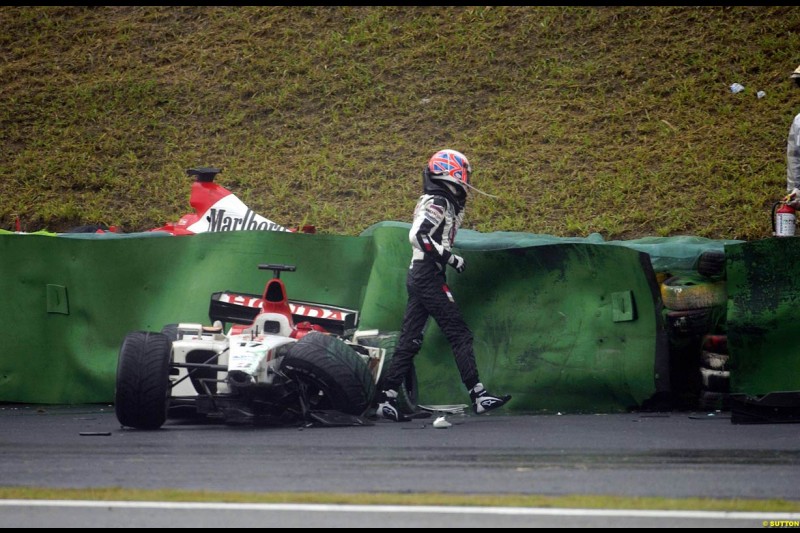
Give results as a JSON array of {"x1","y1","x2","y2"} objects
[{"x1": 448, "y1": 253, "x2": 466, "y2": 274}]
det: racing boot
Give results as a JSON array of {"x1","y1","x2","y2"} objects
[
  {"x1": 376, "y1": 389, "x2": 411, "y2": 422},
  {"x1": 470, "y1": 383, "x2": 512, "y2": 415}
]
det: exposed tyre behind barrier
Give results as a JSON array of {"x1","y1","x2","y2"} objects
[
  {"x1": 666, "y1": 308, "x2": 714, "y2": 337},
  {"x1": 702, "y1": 334, "x2": 728, "y2": 354},
  {"x1": 660, "y1": 275, "x2": 727, "y2": 311},
  {"x1": 701, "y1": 350, "x2": 729, "y2": 371},
  {"x1": 698, "y1": 390, "x2": 731, "y2": 411},
  {"x1": 696, "y1": 250, "x2": 726, "y2": 278},
  {"x1": 700, "y1": 367, "x2": 730, "y2": 393}
]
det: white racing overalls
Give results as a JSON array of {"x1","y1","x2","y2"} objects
[{"x1": 788, "y1": 112, "x2": 800, "y2": 192}]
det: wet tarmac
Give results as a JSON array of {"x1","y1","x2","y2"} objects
[{"x1": 0, "y1": 404, "x2": 797, "y2": 501}]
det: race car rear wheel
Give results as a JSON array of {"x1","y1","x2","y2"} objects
[
  {"x1": 280, "y1": 331, "x2": 375, "y2": 416},
  {"x1": 115, "y1": 331, "x2": 172, "y2": 430},
  {"x1": 160, "y1": 324, "x2": 179, "y2": 343}
]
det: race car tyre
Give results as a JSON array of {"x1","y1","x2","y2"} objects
[
  {"x1": 701, "y1": 350, "x2": 729, "y2": 371},
  {"x1": 700, "y1": 367, "x2": 730, "y2": 393},
  {"x1": 280, "y1": 331, "x2": 375, "y2": 416},
  {"x1": 160, "y1": 324, "x2": 179, "y2": 343},
  {"x1": 115, "y1": 331, "x2": 172, "y2": 430},
  {"x1": 697, "y1": 390, "x2": 731, "y2": 411},
  {"x1": 702, "y1": 334, "x2": 728, "y2": 354},
  {"x1": 360, "y1": 332, "x2": 419, "y2": 415},
  {"x1": 660, "y1": 275, "x2": 726, "y2": 311},
  {"x1": 655, "y1": 271, "x2": 671, "y2": 285},
  {"x1": 696, "y1": 250, "x2": 726, "y2": 279},
  {"x1": 665, "y1": 308, "x2": 713, "y2": 337}
]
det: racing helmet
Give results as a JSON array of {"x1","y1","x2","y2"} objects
[{"x1": 427, "y1": 149, "x2": 471, "y2": 196}]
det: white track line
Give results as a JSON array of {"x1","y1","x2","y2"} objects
[{"x1": 0, "y1": 500, "x2": 798, "y2": 520}]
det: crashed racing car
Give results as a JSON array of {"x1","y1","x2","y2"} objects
[{"x1": 114, "y1": 263, "x2": 418, "y2": 429}]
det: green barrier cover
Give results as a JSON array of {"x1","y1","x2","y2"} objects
[
  {"x1": 361, "y1": 226, "x2": 668, "y2": 413},
  {"x1": 1, "y1": 225, "x2": 669, "y2": 412},
  {"x1": 362, "y1": 222, "x2": 742, "y2": 273},
  {"x1": 726, "y1": 238, "x2": 800, "y2": 394},
  {"x1": 0, "y1": 231, "x2": 372, "y2": 404}
]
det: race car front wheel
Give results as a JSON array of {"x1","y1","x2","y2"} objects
[
  {"x1": 115, "y1": 331, "x2": 172, "y2": 430},
  {"x1": 280, "y1": 331, "x2": 375, "y2": 416}
]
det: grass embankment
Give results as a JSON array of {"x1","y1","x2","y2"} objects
[{"x1": 2, "y1": 6, "x2": 800, "y2": 240}]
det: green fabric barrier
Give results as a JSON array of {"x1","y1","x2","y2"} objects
[
  {"x1": 362, "y1": 222, "x2": 743, "y2": 273},
  {"x1": 1, "y1": 225, "x2": 669, "y2": 412},
  {"x1": 0, "y1": 231, "x2": 372, "y2": 404},
  {"x1": 360, "y1": 225, "x2": 669, "y2": 413},
  {"x1": 726, "y1": 238, "x2": 800, "y2": 394}
]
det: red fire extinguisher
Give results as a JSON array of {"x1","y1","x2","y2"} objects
[{"x1": 773, "y1": 201, "x2": 796, "y2": 237}]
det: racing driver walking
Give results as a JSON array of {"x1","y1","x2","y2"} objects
[{"x1": 376, "y1": 149, "x2": 512, "y2": 421}]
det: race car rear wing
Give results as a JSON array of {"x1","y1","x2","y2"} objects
[{"x1": 209, "y1": 291, "x2": 359, "y2": 337}]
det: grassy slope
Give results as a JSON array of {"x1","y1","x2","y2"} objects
[{"x1": 1, "y1": 6, "x2": 800, "y2": 240}]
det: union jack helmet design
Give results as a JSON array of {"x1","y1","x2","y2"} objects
[{"x1": 427, "y1": 149, "x2": 471, "y2": 194}]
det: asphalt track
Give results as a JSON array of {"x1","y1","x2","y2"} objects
[{"x1": 1, "y1": 404, "x2": 798, "y2": 527}]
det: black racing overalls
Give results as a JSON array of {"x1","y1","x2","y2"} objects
[{"x1": 381, "y1": 193, "x2": 480, "y2": 392}]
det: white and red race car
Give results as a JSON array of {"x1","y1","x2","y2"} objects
[
  {"x1": 64, "y1": 166, "x2": 315, "y2": 236},
  {"x1": 149, "y1": 167, "x2": 315, "y2": 236},
  {"x1": 114, "y1": 263, "x2": 419, "y2": 429}
]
